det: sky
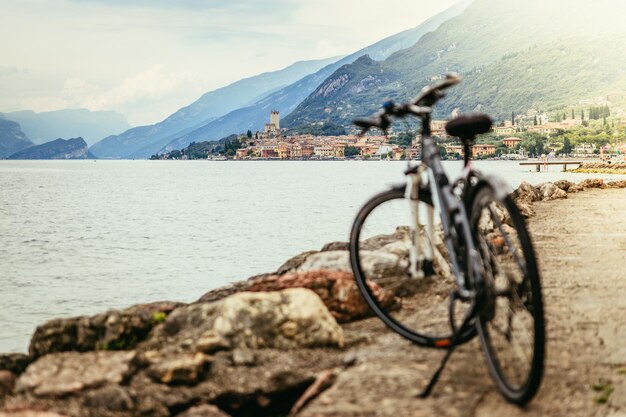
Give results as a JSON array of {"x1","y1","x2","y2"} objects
[{"x1": 0, "y1": 0, "x2": 458, "y2": 126}]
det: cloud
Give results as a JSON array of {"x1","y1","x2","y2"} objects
[
  {"x1": 12, "y1": 66, "x2": 199, "y2": 125},
  {"x1": 1, "y1": 0, "x2": 460, "y2": 125},
  {"x1": 82, "y1": 66, "x2": 195, "y2": 111}
]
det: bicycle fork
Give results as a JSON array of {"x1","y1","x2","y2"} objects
[{"x1": 406, "y1": 170, "x2": 435, "y2": 279}]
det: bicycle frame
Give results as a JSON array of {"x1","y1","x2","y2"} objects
[{"x1": 403, "y1": 112, "x2": 482, "y2": 301}]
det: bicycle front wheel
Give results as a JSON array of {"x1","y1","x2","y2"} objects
[
  {"x1": 350, "y1": 186, "x2": 475, "y2": 348},
  {"x1": 469, "y1": 184, "x2": 545, "y2": 404}
]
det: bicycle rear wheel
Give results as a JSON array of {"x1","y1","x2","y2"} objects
[
  {"x1": 350, "y1": 186, "x2": 475, "y2": 348},
  {"x1": 469, "y1": 185, "x2": 545, "y2": 404}
]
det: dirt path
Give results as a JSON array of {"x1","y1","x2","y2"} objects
[{"x1": 301, "y1": 188, "x2": 626, "y2": 417}]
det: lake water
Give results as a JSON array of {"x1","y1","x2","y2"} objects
[{"x1": 1, "y1": 160, "x2": 625, "y2": 353}]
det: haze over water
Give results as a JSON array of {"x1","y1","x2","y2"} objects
[{"x1": 1, "y1": 160, "x2": 625, "y2": 353}]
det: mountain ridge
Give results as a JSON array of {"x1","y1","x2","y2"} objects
[
  {"x1": 156, "y1": 0, "x2": 472, "y2": 155},
  {"x1": 90, "y1": 56, "x2": 342, "y2": 158},
  {"x1": 1, "y1": 109, "x2": 129, "y2": 146},
  {"x1": 0, "y1": 118, "x2": 33, "y2": 158},
  {"x1": 284, "y1": 0, "x2": 626, "y2": 127},
  {"x1": 8, "y1": 137, "x2": 94, "y2": 160}
]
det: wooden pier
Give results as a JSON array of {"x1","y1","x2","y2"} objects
[{"x1": 519, "y1": 160, "x2": 583, "y2": 172}]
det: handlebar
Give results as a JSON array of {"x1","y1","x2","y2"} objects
[{"x1": 353, "y1": 73, "x2": 461, "y2": 134}]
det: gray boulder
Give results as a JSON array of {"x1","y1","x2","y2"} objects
[
  {"x1": 320, "y1": 242, "x2": 349, "y2": 252},
  {"x1": 579, "y1": 178, "x2": 606, "y2": 189},
  {"x1": 538, "y1": 182, "x2": 567, "y2": 201},
  {"x1": 15, "y1": 351, "x2": 137, "y2": 397},
  {"x1": 513, "y1": 181, "x2": 541, "y2": 203},
  {"x1": 553, "y1": 179, "x2": 574, "y2": 192},
  {"x1": 147, "y1": 288, "x2": 345, "y2": 353},
  {"x1": 276, "y1": 250, "x2": 319, "y2": 274},
  {"x1": 296, "y1": 250, "x2": 407, "y2": 280},
  {"x1": 29, "y1": 301, "x2": 182, "y2": 359}
]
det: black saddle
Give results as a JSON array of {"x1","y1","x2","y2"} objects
[{"x1": 445, "y1": 113, "x2": 492, "y2": 141}]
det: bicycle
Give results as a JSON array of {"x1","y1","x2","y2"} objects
[{"x1": 349, "y1": 74, "x2": 545, "y2": 405}]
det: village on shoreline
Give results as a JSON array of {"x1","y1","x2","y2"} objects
[{"x1": 151, "y1": 107, "x2": 626, "y2": 163}]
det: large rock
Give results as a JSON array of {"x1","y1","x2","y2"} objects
[
  {"x1": 247, "y1": 271, "x2": 398, "y2": 323},
  {"x1": 0, "y1": 355, "x2": 30, "y2": 375},
  {"x1": 579, "y1": 178, "x2": 605, "y2": 189},
  {"x1": 320, "y1": 242, "x2": 349, "y2": 252},
  {"x1": 376, "y1": 234, "x2": 451, "y2": 280},
  {"x1": 514, "y1": 200, "x2": 535, "y2": 218},
  {"x1": 607, "y1": 180, "x2": 626, "y2": 188},
  {"x1": 15, "y1": 351, "x2": 137, "y2": 397},
  {"x1": 553, "y1": 179, "x2": 574, "y2": 192},
  {"x1": 359, "y1": 227, "x2": 411, "y2": 251},
  {"x1": 296, "y1": 250, "x2": 407, "y2": 280},
  {"x1": 29, "y1": 301, "x2": 182, "y2": 358},
  {"x1": 567, "y1": 183, "x2": 583, "y2": 193},
  {"x1": 538, "y1": 182, "x2": 567, "y2": 201},
  {"x1": 196, "y1": 281, "x2": 252, "y2": 304},
  {"x1": 276, "y1": 250, "x2": 319, "y2": 274},
  {"x1": 513, "y1": 181, "x2": 541, "y2": 203},
  {"x1": 147, "y1": 289, "x2": 345, "y2": 353}
]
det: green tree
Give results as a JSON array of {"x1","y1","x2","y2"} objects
[
  {"x1": 581, "y1": 108, "x2": 585, "y2": 121},
  {"x1": 533, "y1": 115, "x2": 538, "y2": 125},
  {"x1": 535, "y1": 138, "x2": 545, "y2": 155},
  {"x1": 246, "y1": 130, "x2": 252, "y2": 138},
  {"x1": 561, "y1": 138, "x2": 572, "y2": 154},
  {"x1": 511, "y1": 111, "x2": 515, "y2": 126},
  {"x1": 390, "y1": 131, "x2": 415, "y2": 148},
  {"x1": 344, "y1": 146, "x2": 360, "y2": 157},
  {"x1": 571, "y1": 109, "x2": 575, "y2": 119}
]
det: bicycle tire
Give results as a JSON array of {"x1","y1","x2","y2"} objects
[
  {"x1": 350, "y1": 186, "x2": 476, "y2": 348},
  {"x1": 469, "y1": 184, "x2": 545, "y2": 404}
]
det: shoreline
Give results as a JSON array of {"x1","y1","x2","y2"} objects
[{"x1": 1, "y1": 178, "x2": 625, "y2": 416}]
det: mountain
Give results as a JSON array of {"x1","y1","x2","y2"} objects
[
  {"x1": 8, "y1": 137, "x2": 94, "y2": 160},
  {"x1": 284, "y1": 0, "x2": 626, "y2": 127},
  {"x1": 158, "y1": 0, "x2": 472, "y2": 154},
  {"x1": 2, "y1": 109, "x2": 129, "y2": 146},
  {"x1": 0, "y1": 117, "x2": 33, "y2": 158},
  {"x1": 90, "y1": 56, "x2": 341, "y2": 158},
  {"x1": 440, "y1": 35, "x2": 626, "y2": 119}
]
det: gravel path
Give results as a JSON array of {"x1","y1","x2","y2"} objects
[{"x1": 301, "y1": 188, "x2": 626, "y2": 417}]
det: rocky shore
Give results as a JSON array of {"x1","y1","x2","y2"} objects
[
  {"x1": 574, "y1": 161, "x2": 626, "y2": 174},
  {"x1": 1, "y1": 179, "x2": 625, "y2": 417}
]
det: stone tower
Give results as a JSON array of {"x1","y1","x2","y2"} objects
[{"x1": 270, "y1": 110, "x2": 280, "y2": 130}]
